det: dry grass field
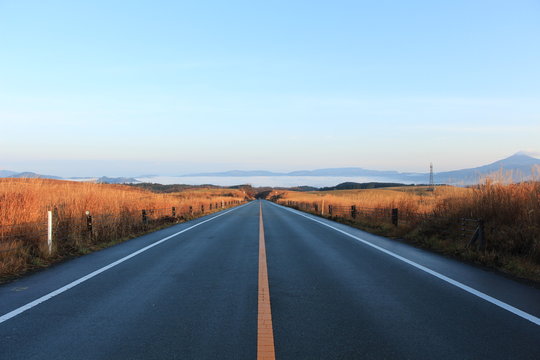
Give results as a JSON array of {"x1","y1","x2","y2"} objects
[
  {"x1": 270, "y1": 185, "x2": 471, "y2": 214},
  {"x1": 0, "y1": 178, "x2": 248, "y2": 280},
  {"x1": 269, "y1": 181, "x2": 540, "y2": 282}
]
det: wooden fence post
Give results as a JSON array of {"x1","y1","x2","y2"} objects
[
  {"x1": 469, "y1": 219, "x2": 486, "y2": 250},
  {"x1": 328, "y1": 205, "x2": 333, "y2": 216},
  {"x1": 391, "y1": 208, "x2": 399, "y2": 226},
  {"x1": 172, "y1": 207, "x2": 176, "y2": 217},
  {"x1": 478, "y1": 220, "x2": 485, "y2": 249},
  {"x1": 142, "y1": 210, "x2": 147, "y2": 224},
  {"x1": 351, "y1": 205, "x2": 357, "y2": 219},
  {"x1": 86, "y1": 211, "x2": 92, "y2": 241}
]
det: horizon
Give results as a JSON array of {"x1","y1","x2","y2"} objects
[
  {"x1": 1, "y1": 1, "x2": 539, "y2": 177},
  {"x1": 1, "y1": 151, "x2": 539, "y2": 182}
]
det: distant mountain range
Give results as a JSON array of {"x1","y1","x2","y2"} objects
[
  {"x1": 403, "y1": 153, "x2": 540, "y2": 184},
  {"x1": 0, "y1": 171, "x2": 62, "y2": 179},
  {"x1": 0, "y1": 171, "x2": 139, "y2": 184},
  {"x1": 1, "y1": 153, "x2": 539, "y2": 185},
  {"x1": 184, "y1": 168, "x2": 400, "y2": 177},
  {"x1": 95, "y1": 176, "x2": 140, "y2": 184},
  {"x1": 183, "y1": 153, "x2": 540, "y2": 184}
]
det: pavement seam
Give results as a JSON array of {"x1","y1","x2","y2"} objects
[{"x1": 258, "y1": 202, "x2": 276, "y2": 360}]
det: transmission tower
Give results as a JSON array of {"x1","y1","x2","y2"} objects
[{"x1": 429, "y1": 162, "x2": 435, "y2": 191}]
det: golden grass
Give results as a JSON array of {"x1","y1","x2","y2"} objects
[
  {"x1": 0, "y1": 178, "x2": 248, "y2": 279},
  {"x1": 271, "y1": 185, "x2": 471, "y2": 214},
  {"x1": 0, "y1": 178, "x2": 246, "y2": 225}
]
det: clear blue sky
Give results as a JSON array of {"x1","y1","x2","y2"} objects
[{"x1": 1, "y1": 0, "x2": 539, "y2": 177}]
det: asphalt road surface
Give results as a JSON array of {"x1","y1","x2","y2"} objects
[{"x1": 1, "y1": 200, "x2": 539, "y2": 359}]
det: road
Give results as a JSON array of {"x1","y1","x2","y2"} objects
[{"x1": 0, "y1": 200, "x2": 539, "y2": 359}]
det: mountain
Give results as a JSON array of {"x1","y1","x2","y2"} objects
[
  {"x1": 287, "y1": 168, "x2": 399, "y2": 176},
  {"x1": 433, "y1": 153, "x2": 540, "y2": 184},
  {"x1": 183, "y1": 170, "x2": 283, "y2": 177},
  {"x1": 2, "y1": 152, "x2": 538, "y2": 186},
  {"x1": 179, "y1": 153, "x2": 540, "y2": 185},
  {"x1": 319, "y1": 182, "x2": 411, "y2": 191},
  {"x1": 0, "y1": 170, "x2": 18, "y2": 177},
  {"x1": 0, "y1": 171, "x2": 62, "y2": 179},
  {"x1": 96, "y1": 176, "x2": 140, "y2": 184},
  {"x1": 184, "y1": 168, "x2": 399, "y2": 177}
]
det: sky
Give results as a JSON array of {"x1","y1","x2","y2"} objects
[{"x1": 1, "y1": 0, "x2": 539, "y2": 177}]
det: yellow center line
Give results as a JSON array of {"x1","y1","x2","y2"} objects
[{"x1": 258, "y1": 202, "x2": 276, "y2": 360}]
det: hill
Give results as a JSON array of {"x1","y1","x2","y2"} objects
[
  {"x1": 180, "y1": 153, "x2": 540, "y2": 185},
  {"x1": 319, "y1": 182, "x2": 412, "y2": 191},
  {"x1": 433, "y1": 153, "x2": 540, "y2": 183}
]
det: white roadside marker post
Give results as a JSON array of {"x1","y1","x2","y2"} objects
[{"x1": 47, "y1": 210, "x2": 53, "y2": 255}]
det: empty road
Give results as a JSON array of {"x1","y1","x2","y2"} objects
[{"x1": 1, "y1": 200, "x2": 539, "y2": 359}]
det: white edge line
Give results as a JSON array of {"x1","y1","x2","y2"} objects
[
  {"x1": 268, "y1": 201, "x2": 540, "y2": 326},
  {"x1": 0, "y1": 202, "x2": 252, "y2": 324}
]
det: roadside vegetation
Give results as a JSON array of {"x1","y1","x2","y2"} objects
[
  {"x1": 266, "y1": 181, "x2": 540, "y2": 284},
  {"x1": 0, "y1": 178, "x2": 249, "y2": 282}
]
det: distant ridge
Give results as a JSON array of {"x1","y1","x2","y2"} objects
[
  {"x1": 0, "y1": 170, "x2": 18, "y2": 177},
  {"x1": 184, "y1": 170, "x2": 281, "y2": 177},
  {"x1": 181, "y1": 153, "x2": 540, "y2": 185},
  {"x1": 183, "y1": 168, "x2": 400, "y2": 177},
  {"x1": 96, "y1": 176, "x2": 140, "y2": 184},
  {"x1": 2, "y1": 152, "x2": 539, "y2": 185},
  {"x1": 431, "y1": 153, "x2": 540, "y2": 184},
  {"x1": 319, "y1": 182, "x2": 412, "y2": 191},
  {"x1": 0, "y1": 171, "x2": 61, "y2": 179}
]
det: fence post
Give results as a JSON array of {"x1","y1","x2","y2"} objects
[
  {"x1": 189, "y1": 205, "x2": 193, "y2": 215},
  {"x1": 172, "y1": 207, "x2": 176, "y2": 217},
  {"x1": 142, "y1": 209, "x2": 147, "y2": 224},
  {"x1": 472, "y1": 219, "x2": 486, "y2": 249},
  {"x1": 47, "y1": 210, "x2": 54, "y2": 255},
  {"x1": 328, "y1": 205, "x2": 333, "y2": 216},
  {"x1": 201, "y1": 204, "x2": 204, "y2": 213},
  {"x1": 391, "y1": 208, "x2": 399, "y2": 226},
  {"x1": 86, "y1": 210, "x2": 92, "y2": 238},
  {"x1": 351, "y1": 205, "x2": 357, "y2": 219},
  {"x1": 479, "y1": 220, "x2": 485, "y2": 249}
]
